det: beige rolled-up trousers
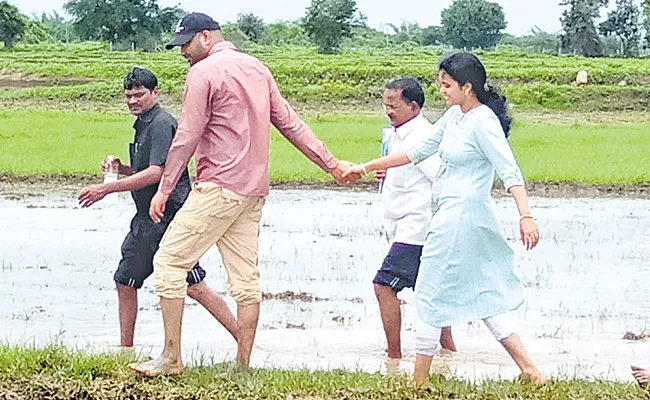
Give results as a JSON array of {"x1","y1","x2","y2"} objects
[{"x1": 154, "y1": 182, "x2": 265, "y2": 304}]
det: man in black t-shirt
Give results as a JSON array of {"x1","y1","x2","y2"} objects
[{"x1": 79, "y1": 68, "x2": 239, "y2": 348}]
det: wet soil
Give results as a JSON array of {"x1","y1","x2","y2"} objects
[
  {"x1": 0, "y1": 71, "x2": 99, "y2": 90},
  {"x1": 2, "y1": 190, "x2": 650, "y2": 381},
  {"x1": 2, "y1": 173, "x2": 649, "y2": 200}
]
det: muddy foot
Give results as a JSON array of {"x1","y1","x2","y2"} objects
[
  {"x1": 385, "y1": 358, "x2": 401, "y2": 375},
  {"x1": 129, "y1": 356, "x2": 183, "y2": 377},
  {"x1": 518, "y1": 371, "x2": 548, "y2": 385},
  {"x1": 430, "y1": 349, "x2": 453, "y2": 378},
  {"x1": 632, "y1": 365, "x2": 650, "y2": 386}
]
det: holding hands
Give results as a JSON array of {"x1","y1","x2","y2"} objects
[
  {"x1": 332, "y1": 160, "x2": 376, "y2": 184},
  {"x1": 341, "y1": 163, "x2": 369, "y2": 182}
]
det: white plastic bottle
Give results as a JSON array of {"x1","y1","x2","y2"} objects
[{"x1": 103, "y1": 155, "x2": 119, "y2": 205}]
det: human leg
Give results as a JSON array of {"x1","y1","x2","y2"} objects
[
  {"x1": 130, "y1": 185, "x2": 245, "y2": 376},
  {"x1": 216, "y1": 196, "x2": 265, "y2": 370},
  {"x1": 484, "y1": 313, "x2": 547, "y2": 384},
  {"x1": 116, "y1": 284, "x2": 138, "y2": 347},
  {"x1": 413, "y1": 317, "x2": 442, "y2": 388}
]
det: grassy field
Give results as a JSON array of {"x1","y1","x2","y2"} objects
[
  {"x1": 0, "y1": 345, "x2": 646, "y2": 399},
  {"x1": 4, "y1": 43, "x2": 650, "y2": 110},
  {"x1": 0, "y1": 109, "x2": 648, "y2": 184}
]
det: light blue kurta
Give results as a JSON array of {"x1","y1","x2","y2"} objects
[{"x1": 406, "y1": 104, "x2": 525, "y2": 327}]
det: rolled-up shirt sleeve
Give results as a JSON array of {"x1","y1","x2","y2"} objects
[
  {"x1": 159, "y1": 68, "x2": 211, "y2": 195},
  {"x1": 406, "y1": 113, "x2": 446, "y2": 165},
  {"x1": 268, "y1": 72, "x2": 338, "y2": 173},
  {"x1": 475, "y1": 114, "x2": 524, "y2": 190}
]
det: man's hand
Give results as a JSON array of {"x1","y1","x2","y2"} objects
[
  {"x1": 341, "y1": 163, "x2": 367, "y2": 182},
  {"x1": 102, "y1": 157, "x2": 121, "y2": 173},
  {"x1": 149, "y1": 191, "x2": 170, "y2": 223},
  {"x1": 79, "y1": 185, "x2": 108, "y2": 208},
  {"x1": 331, "y1": 160, "x2": 358, "y2": 184},
  {"x1": 102, "y1": 157, "x2": 133, "y2": 176}
]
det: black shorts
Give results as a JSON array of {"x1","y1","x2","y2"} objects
[
  {"x1": 373, "y1": 242, "x2": 423, "y2": 292},
  {"x1": 114, "y1": 214, "x2": 205, "y2": 289}
]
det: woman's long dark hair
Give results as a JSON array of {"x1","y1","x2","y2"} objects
[{"x1": 439, "y1": 53, "x2": 512, "y2": 137}]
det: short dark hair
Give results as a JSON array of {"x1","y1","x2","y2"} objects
[
  {"x1": 386, "y1": 78, "x2": 425, "y2": 109},
  {"x1": 124, "y1": 67, "x2": 158, "y2": 91}
]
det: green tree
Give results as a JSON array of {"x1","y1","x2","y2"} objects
[
  {"x1": 499, "y1": 27, "x2": 560, "y2": 54},
  {"x1": 38, "y1": 11, "x2": 79, "y2": 42},
  {"x1": 237, "y1": 12, "x2": 265, "y2": 43},
  {"x1": 643, "y1": 0, "x2": 650, "y2": 48},
  {"x1": 303, "y1": 0, "x2": 365, "y2": 54},
  {"x1": 22, "y1": 16, "x2": 53, "y2": 43},
  {"x1": 261, "y1": 21, "x2": 309, "y2": 46},
  {"x1": 220, "y1": 23, "x2": 253, "y2": 49},
  {"x1": 0, "y1": 1, "x2": 25, "y2": 49},
  {"x1": 422, "y1": 25, "x2": 446, "y2": 46},
  {"x1": 342, "y1": 26, "x2": 391, "y2": 48},
  {"x1": 63, "y1": 0, "x2": 184, "y2": 50},
  {"x1": 388, "y1": 22, "x2": 424, "y2": 45},
  {"x1": 440, "y1": 0, "x2": 507, "y2": 49},
  {"x1": 599, "y1": 0, "x2": 641, "y2": 57},
  {"x1": 559, "y1": 0, "x2": 608, "y2": 57}
]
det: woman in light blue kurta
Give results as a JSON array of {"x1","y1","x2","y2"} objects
[{"x1": 344, "y1": 53, "x2": 547, "y2": 386}]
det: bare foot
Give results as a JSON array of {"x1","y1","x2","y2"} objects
[
  {"x1": 236, "y1": 353, "x2": 251, "y2": 372},
  {"x1": 632, "y1": 365, "x2": 650, "y2": 385},
  {"x1": 518, "y1": 370, "x2": 548, "y2": 384},
  {"x1": 385, "y1": 357, "x2": 401, "y2": 375},
  {"x1": 129, "y1": 356, "x2": 183, "y2": 377},
  {"x1": 430, "y1": 349, "x2": 453, "y2": 378},
  {"x1": 440, "y1": 328, "x2": 457, "y2": 352}
]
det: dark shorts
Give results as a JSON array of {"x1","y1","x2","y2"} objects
[
  {"x1": 114, "y1": 214, "x2": 205, "y2": 289},
  {"x1": 373, "y1": 242, "x2": 423, "y2": 292}
]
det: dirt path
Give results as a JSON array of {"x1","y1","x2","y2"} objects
[{"x1": 1, "y1": 174, "x2": 649, "y2": 200}]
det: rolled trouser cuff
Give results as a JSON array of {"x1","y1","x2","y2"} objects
[
  {"x1": 484, "y1": 313, "x2": 516, "y2": 341},
  {"x1": 154, "y1": 259, "x2": 190, "y2": 299},
  {"x1": 229, "y1": 284, "x2": 262, "y2": 305},
  {"x1": 415, "y1": 317, "x2": 442, "y2": 356}
]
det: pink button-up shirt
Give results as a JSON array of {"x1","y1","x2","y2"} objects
[{"x1": 160, "y1": 41, "x2": 339, "y2": 197}]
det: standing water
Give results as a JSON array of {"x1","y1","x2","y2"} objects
[{"x1": 1, "y1": 189, "x2": 649, "y2": 382}]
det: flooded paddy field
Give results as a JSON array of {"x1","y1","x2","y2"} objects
[{"x1": 1, "y1": 189, "x2": 650, "y2": 382}]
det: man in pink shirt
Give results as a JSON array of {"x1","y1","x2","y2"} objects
[{"x1": 129, "y1": 13, "x2": 353, "y2": 377}]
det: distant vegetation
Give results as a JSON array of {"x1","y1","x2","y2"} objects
[{"x1": 2, "y1": 43, "x2": 650, "y2": 111}]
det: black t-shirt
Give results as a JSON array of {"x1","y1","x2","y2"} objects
[{"x1": 130, "y1": 104, "x2": 191, "y2": 216}]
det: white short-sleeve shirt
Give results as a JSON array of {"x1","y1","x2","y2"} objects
[{"x1": 381, "y1": 114, "x2": 441, "y2": 245}]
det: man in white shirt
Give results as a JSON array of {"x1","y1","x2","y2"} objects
[{"x1": 374, "y1": 78, "x2": 456, "y2": 364}]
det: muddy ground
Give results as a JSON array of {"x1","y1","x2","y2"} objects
[
  {"x1": 1, "y1": 174, "x2": 649, "y2": 200},
  {"x1": 2, "y1": 190, "x2": 650, "y2": 382}
]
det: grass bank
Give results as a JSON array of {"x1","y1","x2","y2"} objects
[
  {"x1": 4, "y1": 44, "x2": 650, "y2": 111},
  {"x1": 0, "y1": 109, "x2": 648, "y2": 184},
  {"x1": 0, "y1": 345, "x2": 645, "y2": 399}
]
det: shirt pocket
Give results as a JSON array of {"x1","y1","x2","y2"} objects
[
  {"x1": 160, "y1": 217, "x2": 209, "y2": 257},
  {"x1": 130, "y1": 142, "x2": 146, "y2": 172}
]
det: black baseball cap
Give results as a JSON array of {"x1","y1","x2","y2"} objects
[{"x1": 166, "y1": 13, "x2": 221, "y2": 50}]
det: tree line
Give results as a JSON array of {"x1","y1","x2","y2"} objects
[{"x1": 0, "y1": 0, "x2": 648, "y2": 57}]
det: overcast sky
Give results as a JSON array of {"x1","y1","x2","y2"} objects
[{"x1": 11, "y1": 0, "x2": 616, "y2": 36}]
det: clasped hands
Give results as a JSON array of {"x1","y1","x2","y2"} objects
[{"x1": 331, "y1": 161, "x2": 375, "y2": 184}]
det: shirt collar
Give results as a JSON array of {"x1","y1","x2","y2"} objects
[
  {"x1": 394, "y1": 113, "x2": 423, "y2": 140},
  {"x1": 135, "y1": 103, "x2": 161, "y2": 126},
  {"x1": 208, "y1": 41, "x2": 238, "y2": 56}
]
